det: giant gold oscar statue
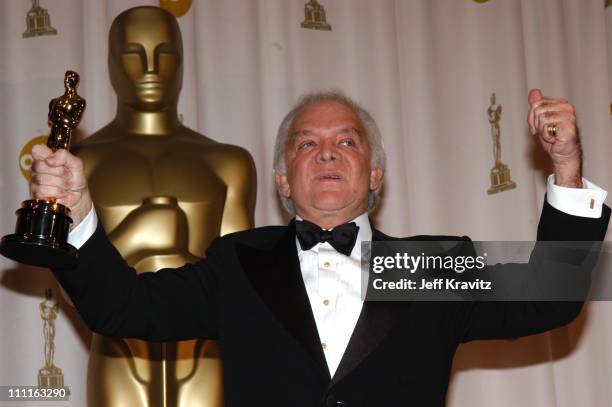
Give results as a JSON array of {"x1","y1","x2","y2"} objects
[{"x1": 73, "y1": 6, "x2": 256, "y2": 407}]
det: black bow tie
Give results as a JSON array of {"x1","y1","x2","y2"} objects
[{"x1": 295, "y1": 219, "x2": 359, "y2": 256}]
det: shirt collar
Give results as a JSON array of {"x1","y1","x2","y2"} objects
[{"x1": 295, "y1": 212, "x2": 372, "y2": 260}]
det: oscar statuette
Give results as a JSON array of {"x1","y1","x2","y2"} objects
[{"x1": 0, "y1": 71, "x2": 86, "y2": 268}]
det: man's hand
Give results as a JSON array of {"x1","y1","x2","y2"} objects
[
  {"x1": 30, "y1": 144, "x2": 92, "y2": 227},
  {"x1": 527, "y1": 88, "x2": 582, "y2": 188}
]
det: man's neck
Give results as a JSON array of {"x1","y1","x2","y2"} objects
[{"x1": 296, "y1": 210, "x2": 367, "y2": 229}]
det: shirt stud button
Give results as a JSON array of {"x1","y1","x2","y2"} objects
[
  {"x1": 322, "y1": 342, "x2": 328, "y2": 349},
  {"x1": 323, "y1": 261, "x2": 331, "y2": 268},
  {"x1": 323, "y1": 299, "x2": 330, "y2": 306}
]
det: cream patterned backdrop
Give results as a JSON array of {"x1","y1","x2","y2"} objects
[{"x1": 1, "y1": 0, "x2": 612, "y2": 406}]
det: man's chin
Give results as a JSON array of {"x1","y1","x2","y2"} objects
[{"x1": 309, "y1": 193, "x2": 356, "y2": 213}]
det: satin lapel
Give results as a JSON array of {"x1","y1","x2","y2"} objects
[
  {"x1": 331, "y1": 228, "x2": 406, "y2": 386},
  {"x1": 237, "y1": 220, "x2": 331, "y2": 381}
]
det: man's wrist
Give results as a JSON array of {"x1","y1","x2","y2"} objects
[
  {"x1": 552, "y1": 163, "x2": 582, "y2": 188},
  {"x1": 68, "y1": 206, "x2": 98, "y2": 249},
  {"x1": 546, "y1": 175, "x2": 607, "y2": 218}
]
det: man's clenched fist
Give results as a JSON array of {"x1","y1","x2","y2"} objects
[
  {"x1": 30, "y1": 144, "x2": 92, "y2": 227},
  {"x1": 527, "y1": 88, "x2": 582, "y2": 188}
]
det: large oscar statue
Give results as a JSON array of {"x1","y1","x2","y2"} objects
[{"x1": 74, "y1": 7, "x2": 256, "y2": 406}]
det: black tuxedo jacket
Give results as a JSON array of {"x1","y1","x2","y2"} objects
[{"x1": 53, "y1": 201, "x2": 610, "y2": 407}]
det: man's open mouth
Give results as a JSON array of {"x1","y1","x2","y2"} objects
[{"x1": 317, "y1": 173, "x2": 342, "y2": 181}]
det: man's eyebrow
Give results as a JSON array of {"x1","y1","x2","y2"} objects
[
  {"x1": 290, "y1": 127, "x2": 361, "y2": 138},
  {"x1": 290, "y1": 129, "x2": 316, "y2": 138},
  {"x1": 337, "y1": 127, "x2": 361, "y2": 137}
]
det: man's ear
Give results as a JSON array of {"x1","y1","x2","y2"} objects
[
  {"x1": 369, "y1": 168, "x2": 384, "y2": 190},
  {"x1": 274, "y1": 170, "x2": 292, "y2": 198}
]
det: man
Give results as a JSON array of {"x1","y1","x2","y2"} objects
[{"x1": 31, "y1": 89, "x2": 609, "y2": 406}]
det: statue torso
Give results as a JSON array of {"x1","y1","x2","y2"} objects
[{"x1": 76, "y1": 124, "x2": 249, "y2": 272}]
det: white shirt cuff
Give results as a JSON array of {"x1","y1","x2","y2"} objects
[
  {"x1": 546, "y1": 175, "x2": 608, "y2": 218},
  {"x1": 68, "y1": 206, "x2": 98, "y2": 249}
]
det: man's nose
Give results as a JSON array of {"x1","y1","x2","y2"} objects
[{"x1": 316, "y1": 143, "x2": 338, "y2": 163}]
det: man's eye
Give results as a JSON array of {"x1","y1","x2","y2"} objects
[
  {"x1": 340, "y1": 139, "x2": 355, "y2": 147},
  {"x1": 298, "y1": 141, "x2": 314, "y2": 149}
]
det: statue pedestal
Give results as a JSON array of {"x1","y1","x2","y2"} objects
[
  {"x1": 301, "y1": 1, "x2": 332, "y2": 30},
  {"x1": 23, "y1": 3, "x2": 57, "y2": 38},
  {"x1": 38, "y1": 366, "x2": 64, "y2": 388},
  {"x1": 487, "y1": 163, "x2": 516, "y2": 194}
]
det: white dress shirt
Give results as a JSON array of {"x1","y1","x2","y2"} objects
[
  {"x1": 296, "y1": 213, "x2": 370, "y2": 376},
  {"x1": 68, "y1": 176, "x2": 607, "y2": 377}
]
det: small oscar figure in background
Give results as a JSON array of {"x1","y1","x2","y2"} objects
[
  {"x1": 301, "y1": 0, "x2": 332, "y2": 31},
  {"x1": 23, "y1": 0, "x2": 57, "y2": 38},
  {"x1": 487, "y1": 93, "x2": 516, "y2": 194},
  {"x1": 38, "y1": 288, "x2": 67, "y2": 389}
]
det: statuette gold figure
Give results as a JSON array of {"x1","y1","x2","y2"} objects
[
  {"x1": 486, "y1": 93, "x2": 516, "y2": 194},
  {"x1": 38, "y1": 288, "x2": 68, "y2": 391},
  {"x1": 0, "y1": 71, "x2": 86, "y2": 268},
  {"x1": 75, "y1": 6, "x2": 256, "y2": 407},
  {"x1": 48, "y1": 71, "x2": 86, "y2": 150}
]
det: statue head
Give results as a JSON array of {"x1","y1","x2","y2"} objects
[
  {"x1": 64, "y1": 71, "x2": 79, "y2": 92},
  {"x1": 108, "y1": 6, "x2": 183, "y2": 111}
]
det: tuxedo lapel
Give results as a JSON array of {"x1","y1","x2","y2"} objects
[
  {"x1": 331, "y1": 228, "x2": 406, "y2": 386},
  {"x1": 237, "y1": 220, "x2": 331, "y2": 381}
]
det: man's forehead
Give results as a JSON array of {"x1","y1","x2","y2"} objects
[{"x1": 290, "y1": 101, "x2": 364, "y2": 133}]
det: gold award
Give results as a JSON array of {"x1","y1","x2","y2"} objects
[
  {"x1": 23, "y1": 0, "x2": 58, "y2": 38},
  {"x1": 0, "y1": 71, "x2": 86, "y2": 268},
  {"x1": 301, "y1": 0, "x2": 332, "y2": 31},
  {"x1": 486, "y1": 93, "x2": 516, "y2": 194}
]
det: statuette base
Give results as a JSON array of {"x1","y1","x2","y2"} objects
[
  {"x1": 487, "y1": 164, "x2": 516, "y2": 195},
  {"x1": 0, "y1": 200, "x2": 77, "y2": 268}
]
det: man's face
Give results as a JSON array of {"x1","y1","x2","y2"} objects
[
  {"x1": 275, "y1": 101, "x2": 383, "y2": 224},
  {"x1": 109, "y1": 9, "x2": 182, "y2": 111}
]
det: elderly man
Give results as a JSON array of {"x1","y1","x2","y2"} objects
[{"x1": 32, "y1": 89, "x2": 609, "y2": 406}]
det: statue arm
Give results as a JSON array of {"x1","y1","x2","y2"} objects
[
  {"x1": 70, "y1": 99, "x2": 86, "y2": 125},
  {"x1": 216, "y1": 148, "x2": 257, "y2": 236},
  {"x1": 106, "y1": 198, "x2": 194, "y2": 266}
]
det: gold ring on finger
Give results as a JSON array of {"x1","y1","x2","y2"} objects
[{"x1": 546, "y1": 122, "x2": 557, "y2": 137}]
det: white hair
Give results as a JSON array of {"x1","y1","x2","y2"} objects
[{"x1": 273, "y1": 90, "x2": 386, "y2": 214}]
